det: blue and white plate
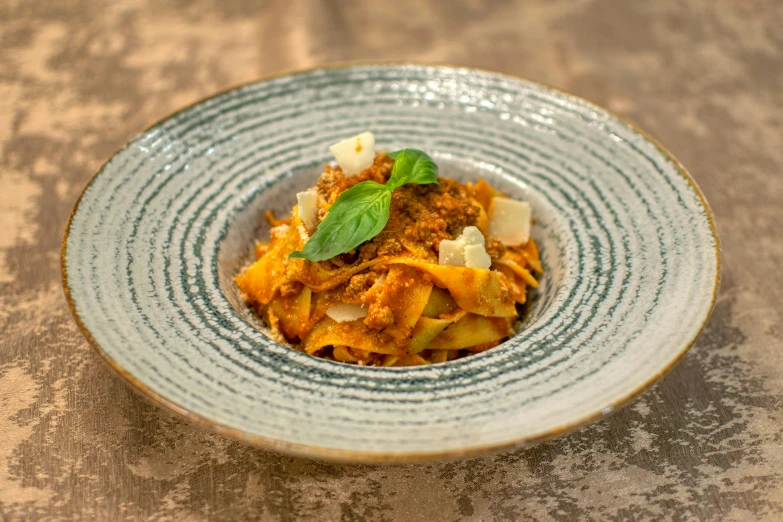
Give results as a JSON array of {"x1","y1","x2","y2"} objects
[{"x1": 62, "y1": 64, "x2": 720, "y2": 462}]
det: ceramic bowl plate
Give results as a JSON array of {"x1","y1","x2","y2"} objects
[{"x1": 62, "y1": 64, "x2": 720, "y2": 462}]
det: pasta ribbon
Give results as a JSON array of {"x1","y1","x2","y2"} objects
[
  {"x1": 302, "y1": 317, "x2": 406, "y2": 356},
  {"x1": 390, "y1": 260, "x2": 517, "y2": 318},
  {"x1": 369, "y1": 264, "x2": 433, "y2": 342},
  {"x1": 264, "y1": 287, "x2": 312, "y2": 340},
  {"x1": 236, "y1": 223, "x2": 301, "y2": 305},
  {"x1": 234, "y1": 162, "x2": 544, "y2": 366},
  {"x1": 408, "y1": 309, "x2": 468, "y2": 353},
  {"x1": 421, "y1": 286, "x2": 457, "y2": 318},
  {"x1": 428, "y1": 313, "x2": 513, "y2": 350}
]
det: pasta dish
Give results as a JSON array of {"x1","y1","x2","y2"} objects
[{"x1": 236, "y1": 132, "x2": 542, "y2": 366}]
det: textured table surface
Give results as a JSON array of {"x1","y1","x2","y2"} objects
[{"x1": 1, "y1": 1, "x2": 782, "y2": 520}]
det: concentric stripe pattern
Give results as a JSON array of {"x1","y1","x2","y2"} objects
[{"x1": 64, "y1": 65, "x2": 719, "y2": 459}]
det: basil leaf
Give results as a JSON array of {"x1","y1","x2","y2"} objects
[
  {"x1": 289, "y1": 148, "x2": 439, "y2": 262},
  {"x1": 386, "y1": 149, "x2": 439, "y2": 190},
  {"x1": 289, "y1": 181, "x2": 391, "y2": 262}
]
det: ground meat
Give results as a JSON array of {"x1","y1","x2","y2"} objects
[
  {"x1": 342, "y1": 272, "x2": 380, "y2": 303},
  {"x1": 315, "y1": 153, "x2": 485, "y2": 267},
  {"x1": 360, "y1": 177, "x2": 482, "y2": 263},
  {"x1": 328, "y1": 252, "x2": 358, "y2": 267},
  {"x1": 278, "y1": 281, "x2": 304, "y2": 297},
  {"x1": 365, "y1": 303, "x2": 395, "y2": 330},
  {"x1": 317, "y1": 154, "x2": 395, "y2": 204},
  {"x1": 485, "y1": 237, "x2": 507, "y2": 260}
]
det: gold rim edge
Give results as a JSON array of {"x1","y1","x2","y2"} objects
[{"x1": 60, "y1": 59, "x2": 722, "y2": 464}]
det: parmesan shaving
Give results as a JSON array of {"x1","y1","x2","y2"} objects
[
  {"x1": 488, "y1": 197, "x2": 531, "y2": 246},
  {"x1": 437, "y1": 226, "x2": 491, "y2": 268},
  {"x1": 438, "y1": 239, "x2": 464, "y2": 266},
  {"x1": 329, "y1": 132, "x2": 376, "y2": 174},
  {"x1": 326, "y1": 304, "x2": 368, "y2": 323},
  {"x1": 464, "y1": 244, "x2": 491, "y2": 269},
  {"x1": 296, "y1": 189, "x2": 319, "y2": 231}
]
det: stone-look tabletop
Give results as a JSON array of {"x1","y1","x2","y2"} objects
[{"x1": 1, "y1": 1, "x2": 781, "y2": 520}]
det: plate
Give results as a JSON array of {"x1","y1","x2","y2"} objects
[{"x1": 62, "y1": 64, "x2": 720, "y2": 462}]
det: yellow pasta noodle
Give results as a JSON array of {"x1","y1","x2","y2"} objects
[{"x1": 236, "y1": 151, "x2": 542, "y2": 366}]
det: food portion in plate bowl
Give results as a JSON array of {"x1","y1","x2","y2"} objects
[{"x1": 235, "y1": 132, "x2": 542, "y2": 366}]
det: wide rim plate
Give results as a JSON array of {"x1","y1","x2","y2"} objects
[{"x1": 62, "y1": 63, "x2": 720, "y2": 462}]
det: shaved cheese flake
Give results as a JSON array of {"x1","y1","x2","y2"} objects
[
  {"x1": 438, "y1": 239, "x2": 464, "y2": 266},
  {"x1": 329, "y1": 132, "x2": 375, "y2": 174},
  {"x1": 464, "y1": 244, "x2": 491, "y2": 269},
  {"x1": 296, "y1": 189, "x2": 319, "y2": 231},
  {"x1": 459, "y1": 226, "x2": 485, "y2": 247},
  {"x1": 326, "y1": 303, "x2": 368, "y2": 323},
  {"x1": 488, "y1": 197, "x2": 531, "y2": 246},
  {"x1": 437, "y1": 226, "x2": 491, "y2": 268}
]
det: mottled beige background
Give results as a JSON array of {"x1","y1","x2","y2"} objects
[{"x1": 1, "y1": 0, "x2": 782, "y2": 520}]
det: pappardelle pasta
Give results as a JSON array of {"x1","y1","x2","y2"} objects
[{"x1": 236, "y1": 133, "x2": 542, "y2": 366}]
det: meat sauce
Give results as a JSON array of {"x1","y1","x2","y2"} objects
[{"x1": 316, "y1": 153, "x2": 487, "y2": 265}]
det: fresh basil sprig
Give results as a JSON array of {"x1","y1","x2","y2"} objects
[
  {"x1": 385, "y1": 149, "x2": 439, "y2": 190},
  {"x1": 289, "y1": 148, "x2": 438, "y2": 262},
  {"x1": 289, "y1": 181, "x2": 392, "y2": 262}
]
